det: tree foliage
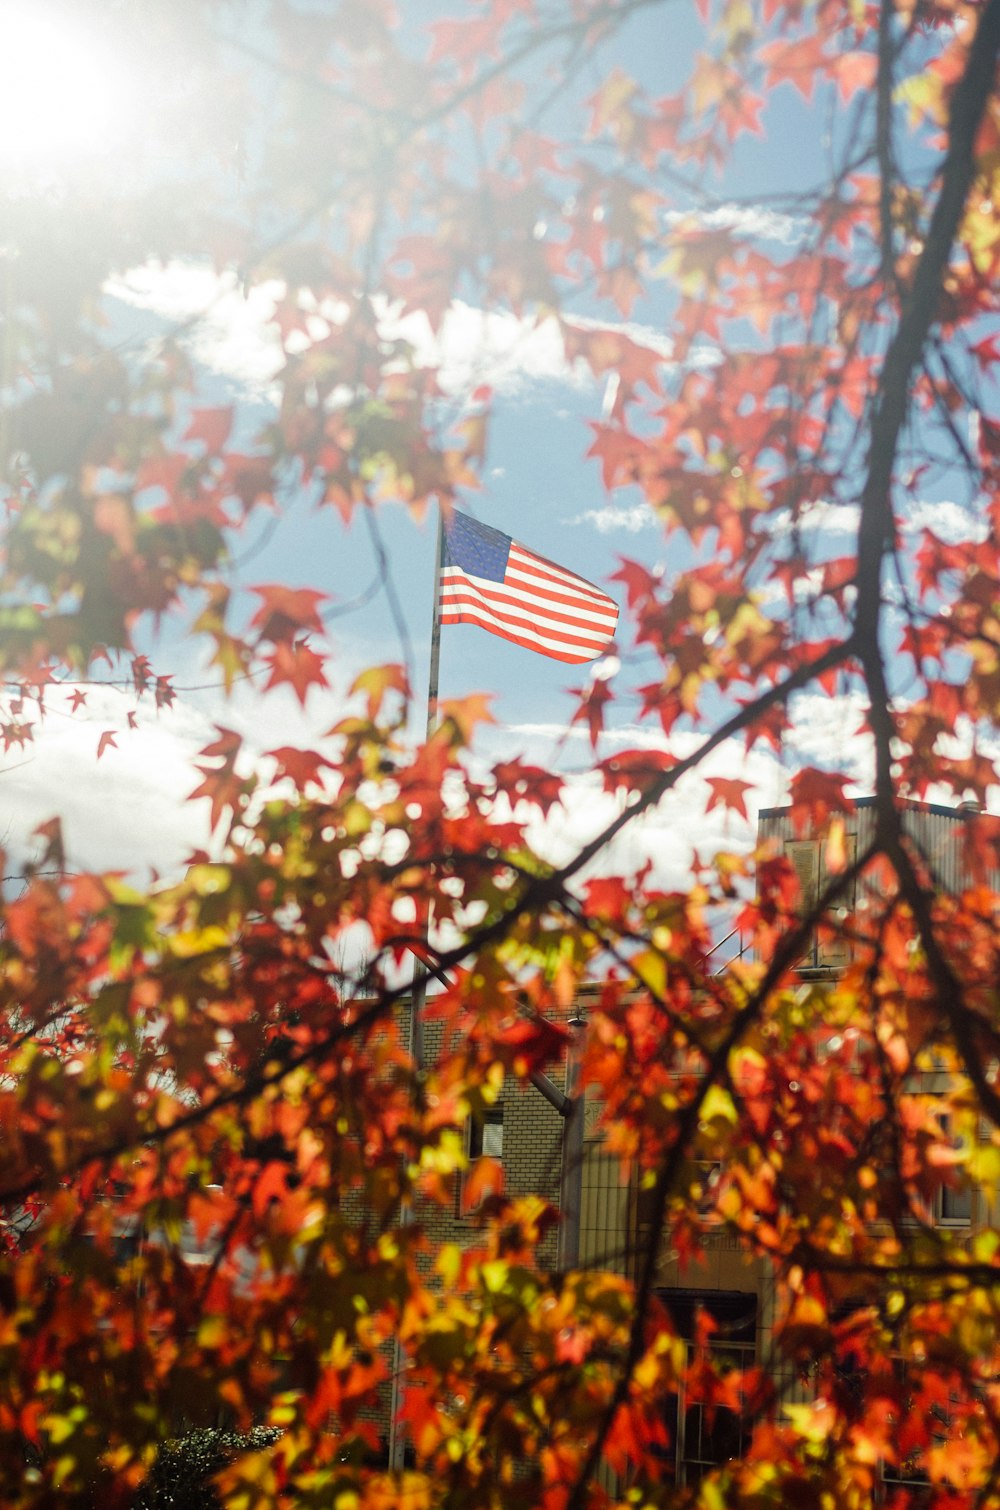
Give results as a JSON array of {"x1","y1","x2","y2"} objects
[{"x1": 2, "y1": 0, "x2": 1000, "y2": 1505}]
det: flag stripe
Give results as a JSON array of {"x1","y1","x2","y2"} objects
[
  {"x1": 507, "y1": 544, "x2": 611, "y2": 601},
  {"x1": 439, "y1": 600, "x2": 607, "y2": 663},
  {"x1": 440, "y1": 571, "x2": 615, "y2": 639},
  {"x1": 440, "y1": 592, "x2": 611, "y2": 657},
  {"x1": 439, "y1": 511, "x2": 618, "y2": 663},
  {"x1": 506, "y1": 547, "x2": 620, "y2": 621}
]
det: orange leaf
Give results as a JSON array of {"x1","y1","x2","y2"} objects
[
  {"x1": 350, "y1": 663, "x2": 411, "y2": 720},
  {"x1": 263, "y1": 640, "x2": 329, "y2": 706},
  {"x1": 461, "y1": 1156, "x2": 504, "y2": 1214},
  {"x1": 705, "y1": 776, "x2": 753, "y2": 820}
]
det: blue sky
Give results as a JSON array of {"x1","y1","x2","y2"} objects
[{"x1": 7, "y1": 1, "x2": 978, "y2": 899}]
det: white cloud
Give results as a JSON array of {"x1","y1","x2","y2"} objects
[
  {"x1": 110, "y1": 263, "x2": 286, "y2": 398},
  {"x1": 0, "y1": 670, "x2": 365, "y2": 880},
  {"x1": 0, "y1": 685, "x2": 216, "y2": 877},
  {"x1": 766, "y1": 499, "x2": 861, "y2": 538},
  {"x1": 107, "y1": 262, "x2": 674, "y2": 404},
  {"x1": 515, "y1": 734, "x2": 787, "y2": 898},
  {"x1": 762, "y1": 497, "x2": 985, "y2": 550},
  {"x1": 472, "y1": 720, "x2": 789, "y2": 897},
  {"x1": 663, "y1": 203, "x2": 806, "y2": 247},
  {"x1": 902, "y1": 499, "x2": 987, "y2": 545},
  {"x1": 782, "y1": 689, "x2": 873, "y2": 788},
  {"x1": 564, "y1": 504, "x2": 656, "y2": 534}
]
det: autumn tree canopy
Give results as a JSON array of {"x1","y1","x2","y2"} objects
[{"x1": 2, "y1": 0, "x2": 1000, "y2": 1504}]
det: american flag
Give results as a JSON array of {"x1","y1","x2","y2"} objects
[{"x1": 439, "y1": 512, "x2": 618, "y2": 664}]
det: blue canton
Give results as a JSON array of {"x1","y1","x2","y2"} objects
[{"x1": 443, "y1": 513, "x2": 511, "y2": 582}]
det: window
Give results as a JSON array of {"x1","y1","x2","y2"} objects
[
  {"x1": 937, "y1": 1181, "x2": 973, "y2": 1224},
  {"x1": 785, "y1": 834, "x2": 857, "y2": 968},
  {"x1": 459, "y1": 1103, "x2": 505, "y2": 1217},
  {"x1": 657, "y1": 1290, "x2": 757, "y2": 1486},
  {"x1": 468, "y1": 1105, "x2": 504, "y2": 1161},
  {"x1": 934, "y1": 1115, "x2": 973, "y2": 1226}
]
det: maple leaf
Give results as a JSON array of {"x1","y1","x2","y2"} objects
[
  {"x1": 788, "y1": 768, "x2": 855, "y2": 836},
  {"x1": 492, "y1": 760, "x2": 564, "y2": 815},
  {"x1": 436, "y1": 693, "x2": 496, "y2": 746},
  {"x1": 267, "y1": 745, "x2": 337, "y2": 793},
  {"x1": 184, "y1": 406, "x2": 233, "y2": 453},
  {"x1": 222, "y1": 453, "x2": 275, "y2": 514},
  {"x1": 188, "y1": 726, "x2": 250, "y2": 833},
  {"x1": 599, "y1": 748, "x2": 675, "y2": 795},
  {"x1": 461, "y1": 1156, "x2": 504, "y2": 1214},
  {"x1": 97, "y1": 730, "x2": 118, "y2": 760},
  {"x1": 759, "y1": 33, "x2": 829, "y2": 100},
  {"x1": 587, "y1": 67, "x2": 639, "y2": 141},
  {"x1": 427, "y1": 15, "x2": 500, "y2": 78},
  {"x1": 32, "y1": 817, "x2": 64, "y2": 872},
  {"x1": 250, "y1": 584, "x2": 329, "y2": 644},
  {"x1": 705, "y1": 776, "x2": 753, "y2": 819},
  {"x1": 262, "y1": 639, "x2": 330, "y2": 705},
  {"x1": 132, "y1": 655, "x2": 152, "y2": 694},
  {"x1": 586, "y1": 421, "x2": 644, "y2": 490},
  {"x1": 2, "y1": 721, "x2": 33, "y2": 751},
  {"x1": 570, "y1": 678, "x2": 614, "y2": 749},
  {"x1": 350, "y1": 663, "x2": 411, "y2": 721}
]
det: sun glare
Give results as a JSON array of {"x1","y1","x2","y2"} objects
[{"x1": 0, "y1": 10, "x2": 134, "y2": 181}]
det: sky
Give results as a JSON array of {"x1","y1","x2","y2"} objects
[
  {"x1": 0, "y1": 258, "x2": 850, "y2": 893},
  {"x1": 2, "y1": 1, "x2": 987, "y2": 912}
]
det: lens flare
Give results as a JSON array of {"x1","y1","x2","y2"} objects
[{"x1": 0, "y1": 9, "x2": 135, "y2": 181}]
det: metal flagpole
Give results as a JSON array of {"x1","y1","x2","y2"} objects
[
  {"x1": 388, "y1": 505, "x2": 445, "y2": 1470},
  {"x1": 409, "y1": 505, "x2": 445, "y2": 1063},
  {"x1": 424, "y1": 506, "x2": 445, "y2": 740}
]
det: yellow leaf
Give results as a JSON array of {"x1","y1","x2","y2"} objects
[
  {"x1": 700, "y1": 1084, "x2": 737, "y2": 1125},
  {"x1": 825, "y1": 816, "x2": 847, "y2": 874}
]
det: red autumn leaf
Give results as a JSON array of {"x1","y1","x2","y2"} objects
[
  {"x1": 759, "y1": 33, "x2": 830, "y2": 100},
  {"x1": 97, "y1": 730, "x2": 118, "y2": 760},
  {"x1": 250, "y1": 584, "x2": 329, "y2": 643},
  {"x1": 1, "y1": 721, "x2": 32, "y2": 752},
  {"x1": 427, "y1": 15, "x2": 500, "y2": 76},
  {"x1": 583, "y1": 874, "x2": 633, "y2": 928},
  {"x1": 599, "y1": 748, "x2": 676, "y2": 795},
  {"x1": 461, "y1": 1155, "x2": 504, "y2": 1214},
  {"x1": 267, "y1": 745, "x2": 337, "y2": 792},
  {"x1": 788, "y1": 768, "x2": 854, "y2": 836},
  {"x1": 570, "y1": 678, "x2": 614, "y2": 749},
  {"x1": 133, "y1": 452, "x2": 191, "y2": 499},
  {"x1": 705, "y1": 776, "x2": 753, "y2": 819},
  {"x1": 263, "y1": 639, "x2": 330, "y2": 705},
  {"x1": 492, "y1": 760, "x2": 564, "y2": 815},
  {"x1": 184, "y1": 406, "x2": 233, "y2": 453},
  {"x1": 33, "y1": 817, "x2": 65, "y2": 872},
  {"x1": 252, "y1": 1160, "x2": 290, "y2": 1219},
  {"x1": 831, "y1": 50, "x2": 878, "y2": 102},
  {"x1": 586, "y1": 421, "x2": 643, "y2": 490}
]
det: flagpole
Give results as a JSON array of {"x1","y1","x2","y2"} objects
[
  {"x1": 409, "y1": 505, "x2": 445, "y2": 1064},
  {"x1": 388, "y1": 505, "x2": 445, "y2": 1471},
  {"x1": 425, "y1": 506, "x2": 445, "y2": 739}
]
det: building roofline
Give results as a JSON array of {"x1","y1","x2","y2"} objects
[{"x1": 758, "y1": 796, "x2": 979, "y2": 820}]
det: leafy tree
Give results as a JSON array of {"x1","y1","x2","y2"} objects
[{"x1": 1, "y1": 1, "x2": 1000, "y2": 1506}]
